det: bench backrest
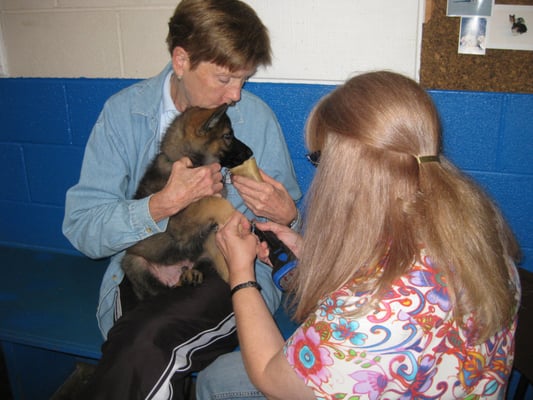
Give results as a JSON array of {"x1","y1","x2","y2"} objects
[{"x1": 0, "y1": 79, "x2": 531, "y2": 272}]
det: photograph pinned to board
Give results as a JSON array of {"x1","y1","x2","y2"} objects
[
  {"x1": 458, "y1": 16, "x2": 487, "y2": 55},
  {"x1": 447, "y1": 0, "x2": 493, "y2": 17},
  {"x1": 486, "y1": 5, "x2": 532, "y2": 51}
]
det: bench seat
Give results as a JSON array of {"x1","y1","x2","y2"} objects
[
  {"x1": 0, "y1": 245, "x2": 107, "y2": 399},
  {"x1": 0, "y1": 244, "x2": 299, "y2": 399}
]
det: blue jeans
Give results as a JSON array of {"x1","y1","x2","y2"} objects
[
  {"x1": 196, "y1": 262, "x2": 279, "y2": 400},
  {"x1": 196, "y1": 351, "x2": 265, "y2": 399}
]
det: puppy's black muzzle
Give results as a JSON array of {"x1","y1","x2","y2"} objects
[{"x1": 219, "y1": 137, "x2": 253, "y2": 169}]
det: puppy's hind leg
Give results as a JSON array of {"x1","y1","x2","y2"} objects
[
  {"x1": 177, "y1": 227, "x2": 228, "y2": 286},
  {"x1": 170, "y1": 196, "x2": 236, "y2": 283},
  {"x1": 127, "y1": 232, "x2": 177, "y2": 264},
  {"x1": 178, "y1": 266, "x2": 204, "y2": 286},
  {"x1": 121, "y1": 253, "x2": 172, "y2": 300}
]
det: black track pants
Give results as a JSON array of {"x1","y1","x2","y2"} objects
[{"x1": 81, "y1": 263, "x2": 238, "y2": 400}]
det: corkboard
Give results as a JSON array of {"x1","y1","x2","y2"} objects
[{"x1": 420, "y1": 0, "x2": 533, "y2": 93}]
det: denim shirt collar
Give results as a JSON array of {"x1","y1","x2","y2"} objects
[{"x1": 130, "y1": 63, "x2": 174, "y2": 132}]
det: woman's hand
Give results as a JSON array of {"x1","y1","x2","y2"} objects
[
  {"x1": 149, "y1": 157, "x2": 223, "y2": 222},
  {"x1": 216, "y1": 211, "x2": 259, "y2": 286},
  {"x1": 254, "y1": 220, "x2": 303, "y2": 262},
  {"x1": 232, "y1": 170, "x2": 297, "y2": 226}
]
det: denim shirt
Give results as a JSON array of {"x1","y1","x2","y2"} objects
[{"x1": 62, "y1": 63, "x2": 302, "y2": 338}]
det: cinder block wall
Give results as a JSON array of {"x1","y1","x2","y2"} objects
[
  {"x1": 0, "y1": 0, "x2": 421, "y2": 80},
  {"x1": 0, "y1": 79, "x2": 531, "y2": 274},
  {"x1": 0, "y1": 1, "x2": 173, "y2": 78}
]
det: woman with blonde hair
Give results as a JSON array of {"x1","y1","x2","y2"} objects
[{"x1": 213, "y1": 71, "x2": 521, "y2": 399}]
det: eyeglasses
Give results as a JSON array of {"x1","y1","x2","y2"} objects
[{"x1": 305, "y1": 151, "x2": 321, "y2": 167}]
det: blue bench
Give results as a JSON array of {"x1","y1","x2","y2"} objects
[
  {"x1": 0, "y1": 246, "x2": 107, "y2": 399},
  {"x1": 0, "y1": 245, "x2": 299, "y2": 399}
]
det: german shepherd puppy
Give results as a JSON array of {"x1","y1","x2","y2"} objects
[{"x1": 121, "y1": 104, "x2": 252, "y2": 300}]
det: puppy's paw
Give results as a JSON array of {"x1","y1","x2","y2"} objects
[{"x1": 178, "y1": 267, "x2": 204, "y2": 286}]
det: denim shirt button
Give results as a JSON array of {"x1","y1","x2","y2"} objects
[{"x1": 145, "y1": 227, "x2": 152, "y2": 233}]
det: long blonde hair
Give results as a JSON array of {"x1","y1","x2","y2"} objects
[{"x1": 291, "y1": 71, "x2": 520, "y2": 343}]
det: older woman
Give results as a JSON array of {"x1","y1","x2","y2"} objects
[{"x1": 64, "y1": 0, "x2": 301, "y2": 398}]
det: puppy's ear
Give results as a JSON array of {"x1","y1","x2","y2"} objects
[{"x1": 200, "y1": 104, "x2": 229, "y2": 134}]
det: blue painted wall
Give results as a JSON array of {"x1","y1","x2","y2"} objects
[{"x1": 0, "y1": 78, "x2": 531, "y2": 273}]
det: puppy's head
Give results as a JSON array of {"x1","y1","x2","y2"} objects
[{"x1": 162, "y1": 105, "x2": 253, "y2": 168}]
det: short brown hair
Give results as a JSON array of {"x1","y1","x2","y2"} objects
[{"x1": 166, "y1": 0, "x2": 271, "y2": 71}]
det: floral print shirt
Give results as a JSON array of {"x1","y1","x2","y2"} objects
[{"x1": 284, "y1": 253, "x2": 518, "y2": 399}]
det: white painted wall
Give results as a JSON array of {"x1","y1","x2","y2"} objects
[{"x1": 0, "y1": 0, "x2": 424, "y2": 83}]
